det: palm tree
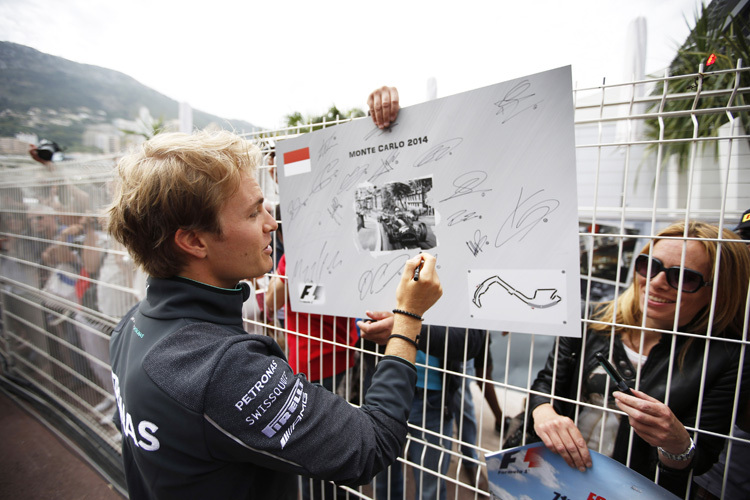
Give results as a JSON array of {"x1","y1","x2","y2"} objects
[
  {"x1": 120, "y1": 116, "x2": 166, "y2": 140},
  {"x1": 644, "y1": 2, "x2": 750, "y2": 171}
]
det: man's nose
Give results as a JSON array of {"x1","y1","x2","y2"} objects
[{"x1": 266, "y1": 213, "x2": 278, "y2": 232}]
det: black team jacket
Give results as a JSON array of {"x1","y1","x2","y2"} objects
[{"x1": 110, "y1": 277, "x2": 418, "y2": 500}]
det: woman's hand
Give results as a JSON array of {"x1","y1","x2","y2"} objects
[
  {"x1": 532, "y1": 403, "x2": 592, "y2": 472},
  {"x1": 613, "y1": 389, "x2": 692, "y2": 468}
]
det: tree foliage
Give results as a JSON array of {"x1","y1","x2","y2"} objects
[
  {"x1": 284, "y1": 105, "x2": 365, "y2": 133},
  {"x1": 119, "y1": 116, "x2": 166, "y2": 140},
  {"x1": 645, "y1": 2, "x2": 750, "y2": 171}
]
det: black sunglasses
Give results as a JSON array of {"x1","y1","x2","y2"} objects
[{"x1": 634, "y1": 254, "x2": 711, "y2": 293}]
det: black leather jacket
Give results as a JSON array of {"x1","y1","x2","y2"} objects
[{"x1": 529, "y1": 329, "x2": 749, "y2": 497}]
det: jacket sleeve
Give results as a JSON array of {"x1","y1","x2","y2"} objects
[
  {"x1": 417, "y1": 325, "x2": 485, "y2": 362},
  {"x1": 654, "y1": 340, "x2": 750, "y2": 494},
  {"x1": 680, "y1": 341, "x2": 750, "y2": 476},
  {"x1": 529, "y1": 335, "x2": 582, "y2": 415},
  {"x1": 202, "y1": 333, "x2": 417, "y2": 486}
]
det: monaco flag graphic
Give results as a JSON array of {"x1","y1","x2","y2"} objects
[{"x1": 283, "y1": 147, "x2": 311, "y2": 176}]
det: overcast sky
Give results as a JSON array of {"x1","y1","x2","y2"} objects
[{"x1": 1, "y1": 0, "x2": 702, "y2": 129}]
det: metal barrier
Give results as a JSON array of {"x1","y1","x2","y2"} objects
[{"x1": 1, "y1": 65, "x2": 749, "y2": 499}]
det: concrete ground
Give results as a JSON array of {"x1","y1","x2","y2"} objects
[{"x1": 0, "y1": 389, "x2": 124, "y2": 500}]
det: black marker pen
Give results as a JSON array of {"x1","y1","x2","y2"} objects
[
  {"x1": 413, "y1": 256, "x2": 425, "y2": 281},
  {"x1": 595, "y1": 352, "x2": 633, "y2": 396}
]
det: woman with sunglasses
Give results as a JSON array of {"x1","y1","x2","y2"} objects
[{"x1": 527, "y1": 221, "x2": 750, "y2": 496}]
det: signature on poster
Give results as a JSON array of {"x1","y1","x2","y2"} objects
[
  {"x1": 367, "y1": 151, "x2": 400, "y2": 184},
  {"x1": 292, "y1": 241, "x2": 344, "y2": 284},
  {"x1": 338, "y1": 163, "x2": 369, "y2": 194},
  {"x1": 327, "y1": 197, "x2": 343, "y2": 225},
  {"x1": 466, "y1": 230, "x2": 489, "y2": 255},
  {"x1": 364, "y1": 122, "x2": 400, "y2": 141},
  {"x1": 413, "y1": 137, "x2": 463, "y2": 168},
  {"x1": 286, "y1": 196, "x2": 308, "y2": 223},
  {"x1": 448, "y1": 210, "x2": 483, "y2": 227},
  {"x1": 440, "y1": 170, "x2": 492, "y2": 202},
  {"x1": 495, "y1": 187, "x2": 560, "y2": 248},
  {"x1": 357, "y1": 254, "x2": 410, "y2": 300},
  {"x1": 495, "y1": 79, "x2": 544, "y2": 124},
  {"x1": 311, "y1": 159, "x2": 340, "y2": 194},
  {"x1": 318, "y1": 134, "x2": 338, "y2": 160}
]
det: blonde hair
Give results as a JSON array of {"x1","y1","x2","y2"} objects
[
  {"x1": 591, "y1": 221, "x2": 750, "y2": 347},
  {"x1": 107, "y1": 130, "x2": 261, "y2": 278}
]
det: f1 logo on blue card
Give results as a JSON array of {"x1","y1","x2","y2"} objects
[
  {"x1": 497, "y1": 446, "x2": 542, "y2": 471},
  {"x1": 298, "y1": 283, "x2": 319, "y2": 303}
]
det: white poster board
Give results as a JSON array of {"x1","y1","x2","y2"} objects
[{"x1": 276, "y1": 66, "x2": 581, "y2": 337}]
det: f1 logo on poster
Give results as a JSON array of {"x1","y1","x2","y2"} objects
[
  {"x1": 497, "y1": 446, "x2": 543, "y2": 473},
  {"x1": 299, "y1": 283, "x2": 318, "y2": 303}
]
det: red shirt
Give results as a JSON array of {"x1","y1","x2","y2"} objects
[{"x1": 277, "y1": 255, "x2": 357, "y2": 382}]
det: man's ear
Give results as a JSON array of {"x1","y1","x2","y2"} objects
[{"x1": 174, "y1": 228, "x2": 208, "y2": 259}]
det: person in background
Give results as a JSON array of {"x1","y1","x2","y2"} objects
[
  {"x1": 474, "y1": 331, "x2": 508, "y2": 436},
  {"x1": 265, "y1": 252, "x2": 357, "y2": 393},
  {"x1": 451, "y1": 332, "x2": 510, "y2": 491},
  {"x1": 734, "y1": 208, "x2": 750, "y2": 243},
  {"x1": 0, "y1": 194, "x2": 45, "y2": 368},
  {"x1": 529, "y1": 221, "x2": 750, "y2": 497},
  {"x1": 358, "y1": 313, "x2": 485, "y2": 500},
  {"x1": 260, "y1": 149, "x2": 280, "y2": 207},
  {"x1": 74, "y1": 213, "x2": 146, "y2": 424},
  {"x1": 452, "y1": 358, "x2": 483, "y2": 486},
  {"x1": 28, "y1": 143, "x2": 90, "y2": 221},
  {"x1": 31, "y1": 202, "x2": 94, "y2": 384}
]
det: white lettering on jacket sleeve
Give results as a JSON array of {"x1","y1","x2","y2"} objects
[
  {"x1": 244, "y1": 372, "x2": 288, "y2": 426},
  {"x1": 279, "y1": 392, "x2": 307, "y2": 449},
  {"x1": 235, "y1": 359, "x2": 279, "y2": 411},
  {"x1": 262, "y1": 379, "x2": 308, "y2": 447}
]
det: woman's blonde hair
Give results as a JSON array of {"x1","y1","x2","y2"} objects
[
  {"x1": 591, "y1": 221, "x2": 750, "y2": 344},
  {"x1": 107, "y1": 130, "x2": 260, "y2": 278}
]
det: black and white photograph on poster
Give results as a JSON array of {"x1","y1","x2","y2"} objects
[{"x1": 355, "y1": 177, "x2": 436, "y2": 252}]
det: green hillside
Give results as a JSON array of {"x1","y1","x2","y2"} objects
[{"x1": 0, "y1": 42, "x2": 258, "y2": 149}]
